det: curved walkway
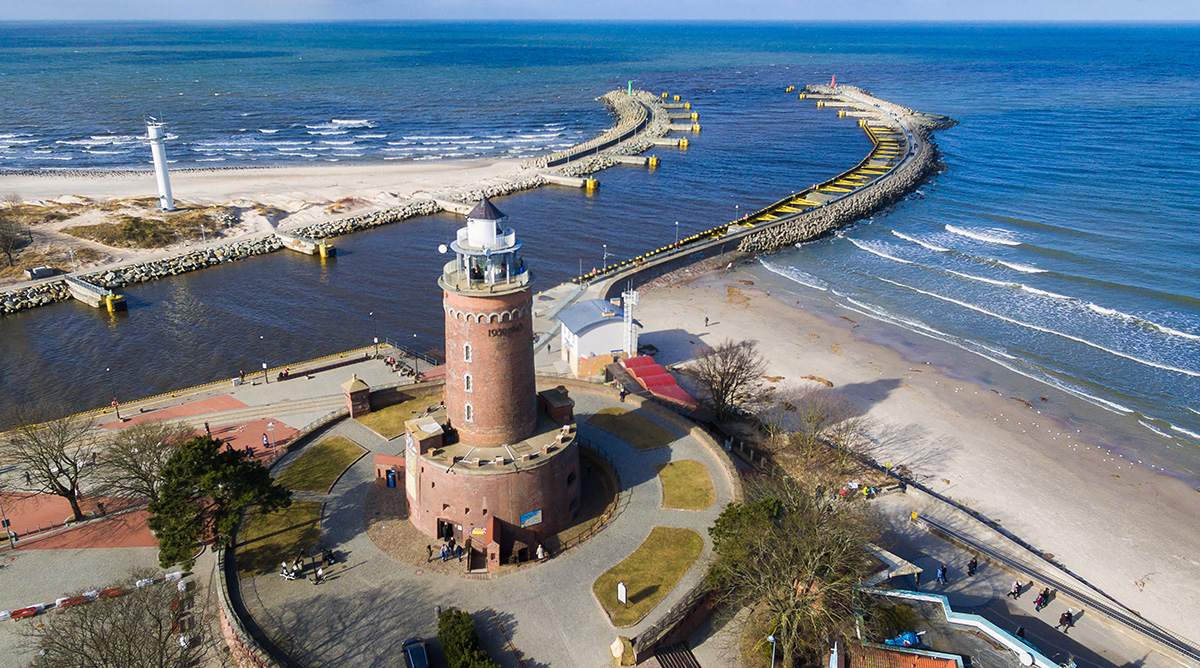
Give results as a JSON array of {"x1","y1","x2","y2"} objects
[{"x1": 237, "y1": 383, "x2": 736, "y2": 667}]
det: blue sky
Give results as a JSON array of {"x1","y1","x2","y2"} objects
[{"x1": 4, "y1": 0, "x2": 1199, "y2": 22}]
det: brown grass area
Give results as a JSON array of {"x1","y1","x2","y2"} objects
[
  {"x1": 236, "y1": 500, "x2": 323, "y2": 577},
  {"x1": 593, "y1": 526, "x2": 703, "y2": 627},
  {"x1": 656, "y1": 460, "x2": 715, "y2": 510},
  {"x1": 355, "y1": 393, "x2": 442, "y2": 440},
  {"x1": 3, "y1": 203, "x2": 84, "y2": 225},
  {"x1": 587, "y1": 407, "x2": 674, "y2": 450},
  {"x1": 0, "y1": 246, "x2": 102, "y2": 280},
  {"x1": 275, "y1": 436, "x2": 366, "y2": 493},
  {"x1": 64, "y1": 205, "x2": 234, "y2": 249}
]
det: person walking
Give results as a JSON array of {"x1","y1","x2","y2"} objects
[
  {"x1": 1056, "y1": 609, "x2": 1074, "y2": 633},
  {"x1": 967, "y1": 556, "x2": 978, "y2": 576},
  {"x1": 936, "y1": 564, "x2": 948, "y2": 585},
  {"x1": 456, "y1": 544, "x2": 463, "y2": 562},
  {"x1": 704, "y1": 316, "x2": 709, "y2": 327},
  {"x1": 426, "y1": 544, "x2": 433, "y2": 563},
  {"x1": 1035, "y1": 588, "x2": 1051, "y2": 612},
  {"x1": 1006, "y1": 580, "x2": 1022, "y2": 599},
  {"x1": 204, "y1": 422, "x2": 212, "y2": 438}
]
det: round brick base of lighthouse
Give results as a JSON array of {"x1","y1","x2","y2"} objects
[{"x1": 408, "y1": 439, "x2": 580, "y2": 545}]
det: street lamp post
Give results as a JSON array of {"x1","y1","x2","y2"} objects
[
  {"x1": 674, "y1": 220, "x2": 679, "y2": 245},
  {"x1": 370, "y1": 311, "x2": 378, "y2": 358},
  {"x1": 0, "y1": 499, "x2": 15, "y2": 550},
  {"x1": 259, "y1": 335, "x2": 268, "y2": 384},
  {"x1": 602, "y1": 244, "x2": 609, "y2": 268},
  {"x1": 68, "y1": 249, "x2": 77, "y2": 274},
  {"x1": 767, "y1": 635, "x2": 777, "y2": 668},
  {"x1": 105, "y1": 366, "x2": 120, "y2": 421},
  {"x1": 267, "y1": 421, "x2": 275, "y2": 455},
  {"x1": 410, "y1": 333, "x2": 418, "y2": 379}
]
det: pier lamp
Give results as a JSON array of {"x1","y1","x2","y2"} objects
[
  {"x1": 369, "y1": 311, "x2": 378, "y2": 358},
  {"x1": 267, "y1": 421, "x2": 275, "y2": 454},
  {"x1": 675, "y1": 221, "x2": 679, "y2": 245},
  {"x1": 410, "y1": 333, "x2": 418, "y2": 379},
  {"x1": 767, "y1": 635, "x2": 776, "y2": 668},
  {"x1": 602, "y1": 244, "x2": 609, "y2": 268},
  {"x1": 105, "y1": 366, "x2": 120, "y2": 421},
  {"x1": 259, "y1": 335, "x2": 268, "y2": 384}
]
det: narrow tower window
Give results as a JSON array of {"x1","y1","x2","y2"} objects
[
  {"x1": 465, "y1": 403, "x2": 473, "y2": 422},
  {"x1": 464, "y1": 374, "x2": 473, "y2": 392},
  {"x1": 463, "y1": 343, "x2": 472, "y2": 362}
]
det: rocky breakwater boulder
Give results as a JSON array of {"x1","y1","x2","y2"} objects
[
  {"x1": 290, "y1": 198, "x2": 444, "y2": 240},
  {"x1": 737, "y1": 90, "x2": 954, "y2": 255},
  {"x1": 85, "y1": 236, "x2": 283, "y2": 290},
  {"x1": 1, "y1": 280, "x2": 71, "y2": 315}
]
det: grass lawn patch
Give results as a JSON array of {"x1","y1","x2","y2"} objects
[
  {"x1": 354, "y1": 393, "x2": 441, "y2": 440},
  {"x1": 275, "y1": 436, "x2": 366, "y2": 493},
  {"x1": 656, "y1": 460, "x2": 716, "y2": 510},
  {"x1": 593, "y1": 526, "x2": 703, "y2": 627},
  {"x1": 236, "y1": 500, "x2": 322, "y2": 577},
  {"x1": 587, "y1": 407, "x2": 674, "y2": 451}
]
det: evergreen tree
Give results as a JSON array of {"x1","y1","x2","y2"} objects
[{"x1": 148, "y1": 436, "x2": 290, "y2": 568}]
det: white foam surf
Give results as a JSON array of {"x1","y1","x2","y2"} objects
[
  {"x1": 996, "y1": 260, "x2": 1045, "y2": 273},
  {"x1": 759, "y1": 258, "x2": 828, "y2": 291},
  {"x1": 892, "y1": 230, "x2": 949, "y2": 252},
  {"x1": 876, "y1": 276, "x2": 1200, "y2": 378},
  {"x1": 847, "y1": 237, "x2": 913, "y2": 265},
  {"x1": 946, "y1": 224, "x2": 1021, "y2": 246}
]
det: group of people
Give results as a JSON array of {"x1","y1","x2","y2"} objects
[
  {"x1": 279, "y1": 548, "x2": 337, "y2": 585},
  {"x1": 384, "y1": 357, "x2": 416, "y2": 376},
  {"x1": 428, "y1": 537, "x2": 463, "y2": 564},
  {"x1": 1007, "y1": 579, "x2": 1074, "y2": 632}
]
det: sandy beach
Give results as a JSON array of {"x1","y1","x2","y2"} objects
[
  {"x1": 635, "y1": 268, "x2": 1200, "y2": 644},
  {"x1": 0, "y1": 160, "x2": 528, "y2": 285}
]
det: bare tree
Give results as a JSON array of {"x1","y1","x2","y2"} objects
[
  {"x1": 691, "y1": 339, "x2": 768, "y2": 421},
  {"x1": 708, "y1": 476, "x2": 879, "y2": 666},
  {"x1": 94, "y1": 421, "x2": 194, "y2": 504},
  {"x1": 1, "y1": 406, "x2": 97, "y2": 521},
  {"x1": 18, "y1": 568, "x2": 208, "y2": 668}
]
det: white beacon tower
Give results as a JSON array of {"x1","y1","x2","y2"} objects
[{"x1": 145, "y1": 118, "x2": 175, "y2": 211}]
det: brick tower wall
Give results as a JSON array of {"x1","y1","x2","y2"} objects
[{"x1": 443, "y1": 287, "x2": 537, "y2": 447}]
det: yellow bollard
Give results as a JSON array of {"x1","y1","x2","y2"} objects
[
  {"x1": 319, "y1": 241, "x2": 329, "y2": 258},
  {"x1": 106, "y1": 295, "x2": 115, "y2": 312},
  {"x1": 684, "y1": 102, "x2": 690, "y2": 109},
  {"x1": 661, "y1": 92, "x2": 668, "y2": 98},
  {"x1": 691, "y1": 112, "x2": 698, "y2": 121},
  {"x1": 648, "y1": 156, "x2": 659, "y2": 168},
  {"x1": 585, "y1": 177, "x2": 598, "y2": 191},
  {"x1": 817, "y1": 100, "x2": 824, "y2": 108},
  {"x1": 838, "y1": 110, "x2": 846, "y2": 117},
  {"x1": 679, "y1": 138, "x2": 689, "y2": 149},
  {"x1": 691, "y1": 123, "x2": 701, "y2": 133},
  {"x1": 798, "y1": 93, "x2": 806, "y2": 99},
  {"x1": 673, "y1": 95, "x2": 680, "y2": 101}
]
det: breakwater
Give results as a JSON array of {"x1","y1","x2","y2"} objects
[
  {"x1": 0, "y1": 90, "x2": 673, "y2": 316},
  {"x1": 574, "y1": 84, "x2": 953, "y2": 299}
]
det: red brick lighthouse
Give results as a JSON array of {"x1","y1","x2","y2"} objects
[{"x1": 404, "y1": 197, "x2": 579, "y2": 564}]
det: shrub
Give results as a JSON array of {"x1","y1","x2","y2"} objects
[{"x1": 437, "y1": 608, "x2": 501, "y2": 668}]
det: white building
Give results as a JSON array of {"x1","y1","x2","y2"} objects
[{"x1": 558, "y1": 299, "x2": 634, "y2": 377}]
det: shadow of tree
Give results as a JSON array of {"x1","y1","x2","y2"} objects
[{"x1": 478, "y1": 607, "x2": 552, "y2": 668}]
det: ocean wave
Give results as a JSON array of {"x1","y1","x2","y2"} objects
[
  {"x1": 331, "y1": 119, "x2": 374, "y2": 127},
  {"x1": 1020, "y1": 285, "x2": 1071, "y2": 300},
  {"x1": 996, "y1": 259, "x2": 1044, "y2": 273},
  {"x1": 945, "y1": 269, "x2": 1013, "y2": 287},
  {"x1": 1085, "y1": 303, "x2": 1200, "y2": 341},
  {"x1": 403, "y1": 134, "x2": 473, "y2": 140},
  {"x1": 759, "y1": 258, "x2": 828, "y2": 291},
  {"x1": 357, "y1": 133, "x2": 387, "y2": 138},
  {"x1": 892, "y1": 230, "x2": 949, "y2": 252},
  {"x1": 946, "y1": 224, "x2": 1021, "y2": 246},
  {"x1": 307, "y1": 130, "x2": 349, "y2": 136},
  {"x1": 196, "y1": 157, "x2": 226, "y2": 162},
  {"x1": 320, "y1": 140, "x2": 356, "y2": 146},
  {"x1": 846, "y1": 237, "x2": 914, "y2": 265},
  {"x1": 258, "y1": 129, "x2": 280, "y2": 134},
  {"x1": 1139, "y1": 420, "x2": 1175, "y2": 440},
  {"x1": 82, "y1": 149, "x2": 131, "y2": 155},
  {"x1": 877, "y1": 276, "x2": 1200, "y2": 378},
  {"x1": 1170, "y1": 423, "x2": 1200, "y2": 440}
]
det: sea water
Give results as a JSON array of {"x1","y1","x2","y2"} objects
[{"x1": 0, "y1": 22, "x2": 1197, "y2": 480}]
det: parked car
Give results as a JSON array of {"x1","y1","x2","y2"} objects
[{"x1": 402, "y1": 638, "x2": 430, "y2": 668}]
